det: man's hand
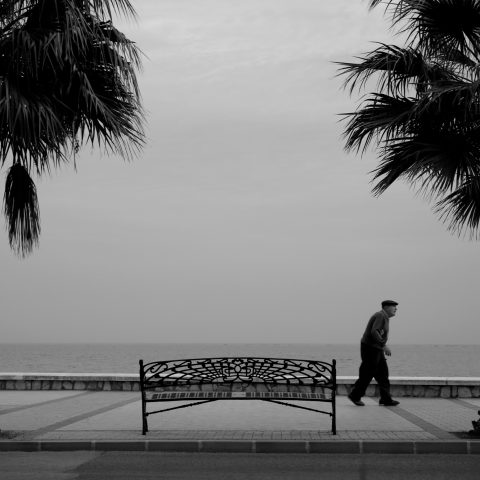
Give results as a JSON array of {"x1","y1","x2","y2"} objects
[{"x1": 384, "y1": 346, "x2": 392, "y2": 356}]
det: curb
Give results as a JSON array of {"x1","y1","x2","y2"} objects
[{"x1": 0, "y1": 439, "x2": 479, "y2": 454}]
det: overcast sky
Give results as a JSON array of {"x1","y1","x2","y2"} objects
[{"x1": 2, "y1": 0, "x2": 479, "y2": 344}]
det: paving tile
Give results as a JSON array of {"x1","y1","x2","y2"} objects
[
  {"x1": 0, "y1": 392, "x2": 137, "y2": 431},
  {"x1": 40, "y1": 428, "x2": 434, "y2": 441},
  {"x1": 0, "y1": 391, "x2": 83, "y2": 406},
  {"x1": 396, "y1": 398, "x2": 475, "y2": 434}
]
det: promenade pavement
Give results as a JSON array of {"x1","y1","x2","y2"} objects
[{"x1": 1, "y1": 391, "x2": 480, "y2": 453}]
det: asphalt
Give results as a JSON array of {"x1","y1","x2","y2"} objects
[{"x1": 0, "y1": 390, "x2": 479, "y2": 453}]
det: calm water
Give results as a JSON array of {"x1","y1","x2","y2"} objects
[{"x1": 0, "y1": 343, "x2": 479, "y2": 377}]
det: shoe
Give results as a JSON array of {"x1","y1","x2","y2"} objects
[
  {"x1": 379, "y1": 399, "x2": 400, "y2": 406},
  {"x1": 348, "y1": 394, "x2": 365, "y2": 406}
]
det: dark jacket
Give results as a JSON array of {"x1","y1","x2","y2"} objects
[{"x1": 361, "y1": 310, "x2": 389, "y2": 350}]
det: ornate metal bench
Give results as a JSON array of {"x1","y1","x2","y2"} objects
[{"x1": 139, "y1": 357, "x2": 336, "y2": 435}]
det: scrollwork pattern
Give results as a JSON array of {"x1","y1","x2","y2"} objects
[{"x1": 141, "y1": 357, "x2": 335, "y2": 389}]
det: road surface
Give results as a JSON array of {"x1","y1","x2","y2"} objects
[{"x1": 1, "y1": 452, "x2": 480, "y2": 479}]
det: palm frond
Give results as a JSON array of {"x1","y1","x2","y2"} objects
[
  {"x1": 337, "y1": 43, "x2": 458, "y2": 96},
  {"x1": 370, "y1": 1, "x2": 480, "y2": 63},
  {"x1": 0, "y1": 77, "x2": 70, "y2": 170},
  {"x1": 419, "y1": 78, "x2": 480, "y2": 118},
  {"x1": 3, "y1": 163, "x2": 40, "y2": 256},
  {"x1": 373, "y1": 130, "x2": 480, "y2": 198},
  {"x1": 342, "y1": 93, "x2": 415, "y2": 153},
  {"x1": 371, "y1": 137, "x2": 422, "y2": 195},
  {"x1": 435, "y1": 177, "x2": 480, "y2": 237},
  {"x1": 388, "y1": 0, "x2": 480, "y2": 62},
  {"x1": 89, "y1": 0, "x2": 138, "y2": 20},
  {"x1": 1, "y1": 0, "x2": 145, "y2": 164}
]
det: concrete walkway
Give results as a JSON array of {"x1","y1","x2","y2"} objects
[{"x1": 1, "y1": 391, "x2": 479, "y2": 453}]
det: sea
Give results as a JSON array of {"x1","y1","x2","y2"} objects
[{"x1": 0, "y1": 343, "x2": 479, "y2": 377}]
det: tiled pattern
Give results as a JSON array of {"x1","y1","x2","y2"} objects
[
  {"x1": 35, "y1": 429, "x2": 435, "y2": 441},
  {"x1": 0, "y1": 390, "x2": 83, "y2": 406},
  {"x1": 0, "y1": 392, "x2": 137, "y2": 431},
  {"x1": 461, "y1": 398, "x2": 480, "y2": 408},
  {"x1": 394, "y1": 398, "x2": 477, "y2": 433}
]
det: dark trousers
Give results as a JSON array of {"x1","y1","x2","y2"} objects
[{"x1": 350, "y1": 343, "x2": 392, "y2": 401}]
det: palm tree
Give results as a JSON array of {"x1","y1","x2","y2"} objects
[
  {"x1": 338, "y1": 0, "x2": 480, "y2": 237},
  {"x1": 0, "y1": 0, "x2": 144, "y2": 256}
]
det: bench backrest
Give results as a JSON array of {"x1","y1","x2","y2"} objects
[{"x1": 139, "y1": 357, "x2": 335, "y2": 391}]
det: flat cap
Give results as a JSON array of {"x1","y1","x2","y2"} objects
[{"x1": 381, "y1": 300, "x2": 398, "y2": 307}]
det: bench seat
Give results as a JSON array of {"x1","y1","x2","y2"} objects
[{"x1": 146, "y1": 390, "x2": 333, "y2": 401}]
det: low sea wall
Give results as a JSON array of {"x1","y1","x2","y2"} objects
[
  {"x1": 1, "y1": 374, "x2": 480, "y2": 398},
  {"x1": 338, "y1": 376, "x2": 480, "y2": 399}
]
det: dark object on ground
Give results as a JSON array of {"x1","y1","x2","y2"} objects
[
  {"x1": 469, "y1": 410, "x2": 480, "y2": 436},
  {"x1": 139, "y1": 357, "x2": 336, "y2": 435}
]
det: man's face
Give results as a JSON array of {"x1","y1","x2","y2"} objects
[{"x1": 384, "y1": 305, "x2": 397, "y2": 317}]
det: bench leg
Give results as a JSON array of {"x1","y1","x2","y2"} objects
[
  {"x1": 332, "y1": 399, "x2": 336, "y2": 435},
  {"x1": 141, "y1": 400, "x2": 148, "y2": 435},
  {"x1": 142, "y1": 414, "x2": 148, "y2": 435}
]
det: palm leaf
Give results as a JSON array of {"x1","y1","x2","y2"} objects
[
  {"x1": 410, "y1": 0, "x2": 480, "y2": 61},
  {"x1": 371, "y1": 0, "x2": 480, "y2": 62},
  {"x1": 342, "y1": 93, "x2": 416, "y2": 153},
  {"x1": 374, "y1": 129, "x2": 480, "y2": 196},
  {"x1": 435, "y1": 177, "x2": 480, "y2": 236},
  {"x1": 337, "y1": 43, "x2": 459, "y2": 96},
  {"x1": 3, "y1": 163, "x2": 40, "y2": 256}
]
